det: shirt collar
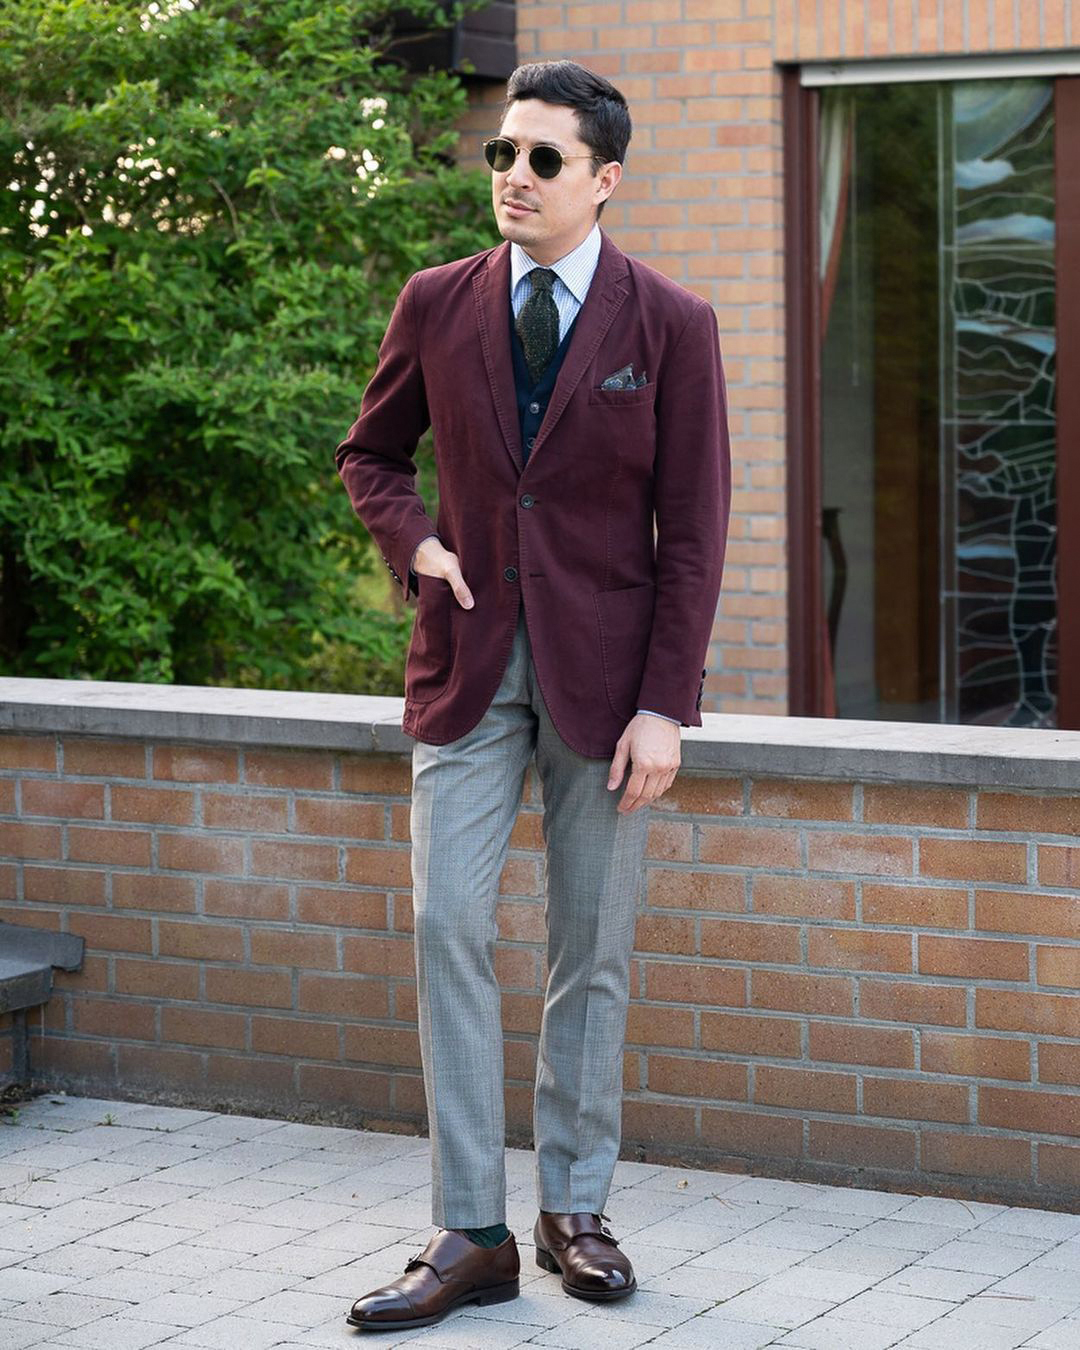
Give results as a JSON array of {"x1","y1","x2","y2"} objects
[{"x1": 509, "y1": 222, "x2": 602, "y2": 305}]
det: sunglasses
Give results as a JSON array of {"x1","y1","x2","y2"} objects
[{"x1": 482, "y1": 136, "x2": 600, "y2": 180}]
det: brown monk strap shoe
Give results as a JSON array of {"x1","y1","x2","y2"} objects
[
  {"x1": 345, "y1": 1227, "x2": 519, "y2": 1331},
  {"x1": 533, "y1": 1210, "x2": 636, "y2": 1301}
]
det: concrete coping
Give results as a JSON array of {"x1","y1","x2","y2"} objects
[{"x1": 1, "y1": 677, "x2": 1079, "y2": 791}]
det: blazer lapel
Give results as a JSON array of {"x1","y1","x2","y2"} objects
[
  {"x1": 527, "y1": 229, "x2": 630, "y2": 462},
  {"x1": 473, "y1": 240, "x2": 523, "y2": 474},
  {"x1": 473, "y1": 229, "x2": 632, "y2": 476}
]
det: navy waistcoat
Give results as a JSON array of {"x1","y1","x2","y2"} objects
[{"x1": 510, "y1": 299, "x2": 579, "y2": 465}]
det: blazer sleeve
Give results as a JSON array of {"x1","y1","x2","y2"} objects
[
  {"x1": 334, "y1": 272, "x2": 440, "y2": 602},
  {"x1": 634, "y1": 299, "x2": 731, "y2": 725}
]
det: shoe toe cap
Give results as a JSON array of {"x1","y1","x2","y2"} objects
[{"x1": 349, "y1": 1286, "x2": 414, "y2": 1323}]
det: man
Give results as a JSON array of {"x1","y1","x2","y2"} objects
[{"x1": 335, "y1": 59, "x2": 730, "y2": 1333}]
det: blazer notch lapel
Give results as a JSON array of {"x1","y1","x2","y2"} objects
[{"x1": 473, "y1": 245, "x2": 523, "y2": 474}]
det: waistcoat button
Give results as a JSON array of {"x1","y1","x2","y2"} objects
[
  {"x1": 528, "y1": 401, "x2": 540, "y2": 414},
  {"x1": 520, "y1": 494, "x2": 534, "y2": 508}
]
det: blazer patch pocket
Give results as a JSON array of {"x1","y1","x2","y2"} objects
[{"x1": 588, "y1": 381, "x2": 655, "y2": 407}]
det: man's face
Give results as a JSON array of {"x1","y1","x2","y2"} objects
[{"x1": 490, "y1": 98, "x2": 621, "y2": 265}]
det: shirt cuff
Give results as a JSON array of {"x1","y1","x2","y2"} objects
[{"x1": 636, "y1": 708, "x2": 681, "y2": 724}]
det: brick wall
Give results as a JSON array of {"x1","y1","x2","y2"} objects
[
  {"x1": 2, "y1": 727, "x2": 1078, "y2": 1208},
  {"x1": 468, "y1": 0, "x2": 1076, "y2": 715}
]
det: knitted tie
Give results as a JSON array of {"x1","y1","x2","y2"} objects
[{"x1": 515, "y1": 267, "x2": 559, "y2": 385}]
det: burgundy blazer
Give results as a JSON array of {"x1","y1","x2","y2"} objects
[{"x1": 335, "y1": 227, "x2": 731, "y2": 758}]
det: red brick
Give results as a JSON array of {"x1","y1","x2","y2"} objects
[
  {"x1": 112, "y1": 872, "x2": 197, "y2": 913},
  {"x1": 67, "y1": 826, "x2": 151, "y2": 867},
  {"x1": 293, "y1": 797, "x2": 384, "y2": 840},
  {"x1": 808, "y1": 928, "x2": 912, "y2": 973},
  {"x1": 863, "y1": 1076, "x2": 970, "y2": 1124},
  {"x1": 153, "y1": 745, "x2": 238, "y2": 783},
  {"x1": 111, "y1": 786, "x2": 194, "y2": 826},
  {"x1": 701, "y1": 1106, "x2": 803, "y2": 1159},
  {"x1": 252, "y1": 1015, "x2": 339, "y2": 1059},
  {"x1": 116, "y1": 1043, "x2": 203, "y2": 1087},
  {"x1": 339, "y1": 754, "x2": 412, "y2": 796},
  {"x1": 626, "y1": 1003, "x2": 695, "y2": 1048},
  {"x1": 68, "y1": 912, "x2": 152, "y2": 954},
  {"x1": 756, "y1": 1065, "x2": 856, "y2": 1113},
  {"x1": 1039, "y1": 1042, "x2": 1080, "y2": 1087},
  {"x1": 806, "y1": 832, "x2": 913, "y2": 876},
  {"x1": 497, "y1": 899, "x2": 547, "y2": 944},
  {"x1": 646, "y1": 820, "x2": 693, "y2": 861},
  {"x1": 863, "y1": 786, "x2": 969, "y2": 829},
  {"x1": 1038, "y1": 1142, "x2": 1080, "y2": 1191},
  {"x1": 700, "y1": 918, "x2": 801, "y2": 964},
  {"x1": 647, "y1": 1054, "x2": 748, "y2": 1101},
  {"x1": 635, "y1": 914, "x2": 696, "y2": 954},
  {"x1": 1036, "y1": 946, "x2": 1080, "y2": 989},
  {"x1": 250, "y1": 928, "x2": 337, "y2": 970},
  {"x1": 343, "y1": 1024, "x2": 423, "y2": 1069},
  {"x1": 158, "y1": 920, "x2": 244, "y2": 962},
  {"x1": 809, "y1": 1021, "x2": 914, "y2": 1069},
  {"x1": 700, "y1": 824, "x2": 801, "y2": 868},
  {"x1": 204, "y1": 879, "x2": 290, "y2": 920},
  {"x1": 202, "y1": 793, "x2": 289, "y2": 833},
  {"x1": 860, "y1": 979, "x2": 967, "y2": 1027},
  {"x1": 161, "y1": 1006, "x2": 245, "y2": 1049},
  {"x1": 753, "y1": 875, "x2": 854, "y2": 920},
  {"x1": 115, "y1": 957, "x2": 200, "y2": 1000},
  {"x1": 808, "y1": 1120, "x2": 917, "y2": 1170},
  {"x1": 977, "y1": 889, "x2": 1080, "y2": 940},
  {"x1": 922, "y1": 1131, "x2": 1033, "y2": 1182},
  {"x1": 499, "y1": 857, "x2": 541, "y2": 896},
  {"x1": 0, "y1": 821, "x2": 61, "y2": 861},
  {"x1": 980, "y1": 1087, "x2": 1080, "y2": 1138},
  {"x1": 159, "y1": 832, "x2": 244, "y2": 875},
  {"x1": 644, "y1": 961, "x2": 745, "y2": 1007},
  {"x1": 298, "y1": 973, "x2": 388, "y2": 1019},
  {"x1": 751, "y1": 969, "x2": 854, "y2": 1017},
  {"x1": 63, "y1": 738, "x2": 143, "y2": 777},
  {"x1": 253, "y1": 838, "x2": 339, "y2": 882},
  {"x1": 0, "y1": 735, "x2": 56, "y2": 772},
  {"x1": 296, "y1": 886, "x2": 386, "y2": 930},
  {"x1": 239, "y1": 749, "x2": 336, "y2": 792},
  {"x1": 74, "y1": 999, "x2": 156, "y2": 1041},
  {"x1": 23, "y1": 866, "x2": 106, "y2": 906},
  {"x1": 750, "y1": 780, "x2": 853, "y2": 821},
  {"x1": 21, "y1": 780, "x2": 104, "y2": 819},
  {"x1": 922, "y1": 1033, "x2": 1031, "y2": 1082},
  {"x1": 647, "y1": 868, "x2": 744, "y2": 911},
  {"x1": 298, "y1": 1063, "x2": 391, "y2": 1110},
  {"x1": 919, "y1": 936, "x2": 1028, "y2": 982},
  {"x1": 342, "y1": 935, "x2": 415, "y2": 979},
  {"x1": 656, "y1": 776, "x2": 742, "y2": 815},
  {"x1": 206, "y1": 1054, "x2": 296, "y2": 1098},
  {"x1": 205, "y1": 966, "x2": 292, "y2": 1009},
  {"x1": 343, "y1": 846, "x2": 410, "y2": 888},
  {"x1": 976, "y1": 989, "x2": 1077, "y2": 1038},
  {"x1": 621, "y1": 1098, "x2": 698, "y2": 1147},
  {"x1": 978, "y1": 793, "x2": 1080, "y2": 836},
  {"x1": 921, "y1": 839, "x2": 1026, "y2": 884},
  {"x1": 863, "y1": 883, "x2": 967, "y2": 929},
  {"x1": 701, "y1": 1010, "x2": 801, "y2": 1059}
]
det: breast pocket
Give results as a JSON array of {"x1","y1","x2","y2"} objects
[{"x1": 587, "y1": 382, "x2": 656, "y2": 408}]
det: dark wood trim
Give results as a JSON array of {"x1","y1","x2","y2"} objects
[
  {"x1": 782, "y1": 68, "x2": 825, "y2": 717},
  {"x1": 1055, "y1": 77, "x2": 1080, "y2": 730}
]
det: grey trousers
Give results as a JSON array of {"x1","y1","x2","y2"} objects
[{"x1": 409, "y1": 601, "x2": 651, "y2": 1227}]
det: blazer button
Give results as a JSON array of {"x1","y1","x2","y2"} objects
[
  {"x1": 528, "y1": 401, "x2": 540, "y2": 414},
  {"x1": 526, "y1": 436, "x2": 536, "y2": 448},
  {"x1": 504, "y1": 566, "x2": 519, "y2": 582},
  {"x1": 520, "y1": 493, "x2": 534, "y2": 508}
]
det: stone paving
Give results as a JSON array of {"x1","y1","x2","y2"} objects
[{"x1": 0, "y1": 1095, "x2": 1078, "y2": 1350}]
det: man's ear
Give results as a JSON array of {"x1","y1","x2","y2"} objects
[{"x1": 596, "y1": 160, "x2": 622, "y2": 206}]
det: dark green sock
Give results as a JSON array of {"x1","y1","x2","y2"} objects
[{"x1": 454, "y1": 1222, "x2": 510, "y2": 1247}]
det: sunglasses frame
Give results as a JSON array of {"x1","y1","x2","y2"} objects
[{"x1": 482, "y1": 136, "x2": 603, "y2": 180}]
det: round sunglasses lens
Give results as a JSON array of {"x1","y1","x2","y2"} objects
[
  {"x1": 530, "y1": 146, "x2": 563, "y2": 178},
  {"x1": 486, "y1": 139, "x2": 516, "y2": 172}
]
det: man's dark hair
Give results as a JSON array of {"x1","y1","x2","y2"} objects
[{"x1": 503, "y1": 60, "x2": 631, "y2": 218}]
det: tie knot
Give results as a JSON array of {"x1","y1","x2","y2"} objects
[{"x1": 529, "y1": 267, "x2": 556, "y2": 294}]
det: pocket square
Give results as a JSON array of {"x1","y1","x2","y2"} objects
[{"x1": 600, "y1": 363, "x2": 647, "y2": 391}]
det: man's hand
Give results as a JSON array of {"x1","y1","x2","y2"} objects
[
  {"x1": 413, "y1": 537, "x2": 474, "y2": 609},
  {"x1": 607, "y1": 713, "x2": 681, "y2": 813}
]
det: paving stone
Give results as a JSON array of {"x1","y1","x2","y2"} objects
[
  {"x1": 523, "y1": 1311, "x2": 658, "y2": 1347},
  {"x1": 917, "y1": 1239, "x2": 1044, "y2": 1277},
  {"x1": 49, "y1": 1316, "x2": 185, "y2": 1349},
  {"x1": 644, "y1": 1317, "x2": 782, "y2": 1348},
  {"x1": 706, "y1": 1287, "x2": 837, "y2": 1330},
  {"x1": 6, "y1": 1290, "x2": 130, "y2": 1326},
  {"x1": 830, "y1": 1289, "x2": 955, "y2": 1330},
  {"x1": 777, "y1": 1315, "x2": 908, "y2": 1349}
]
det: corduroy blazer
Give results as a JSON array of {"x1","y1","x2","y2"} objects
[{"x1": 334, "y1": 227, "x2": 731, "y2": 758}]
